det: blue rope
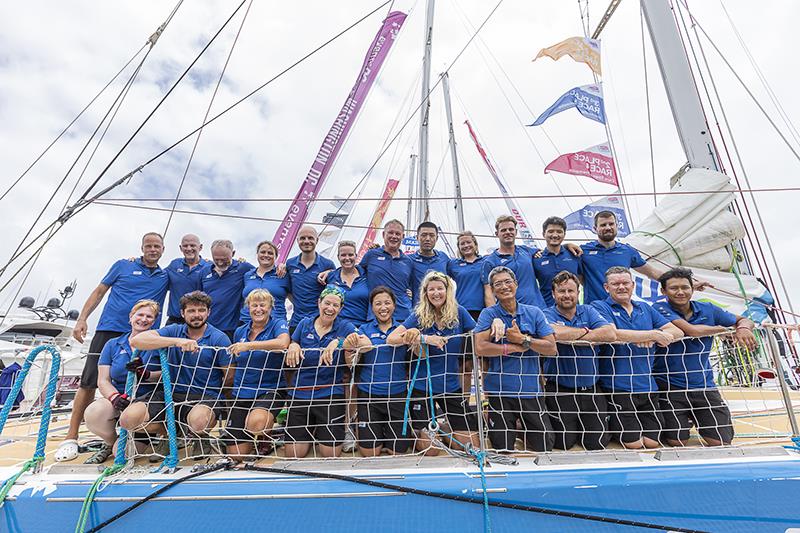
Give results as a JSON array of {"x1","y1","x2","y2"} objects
[
  {"x1": 401, "y1": 343, "x2": 425, "y2": 437},
  {"x1": 113, "y1": 349, "x2": 140, "y2": 466},
  {"x1": 784, "y1": 435, "x2": 800, "y2": 452},
  {"x1": 154, "y1": 348, "x2": 179, "y2": 471}
]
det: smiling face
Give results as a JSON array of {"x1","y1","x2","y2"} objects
[
  {"x1": 605, "y1": 272, "x2": 634, "y2": 305},
  {"x1": 457, "y1": 235, "x2": 477, "y2": 258},
  {"x1": 257, "y1": 243, "x2": 276, "y2": 270},
  {"x1": 543, "y1": 224, "x2": 565, "y2": 248},
  {"x1": 662, "y1": 277, "x2": 694, "y2": 307},
  {"x1": 182, "y1": 303, "x2": 210, "y2": 329},
  {"x1": 594, "y1": 215, "x2": 618, "y2": 243},
  {"x1": 425, "y1": 279, "x2": 448, "y2": 309},
  {"x1": 383, "y1": 222, "x2": 404, "y2": 252},
  {"x1": 490, "y1": 272, "x2": 517, "y2": 302},
  {"x1": 248, "y1": 298, "x2": 273, "y2": 324},
  {"x1": 318, "y1": 294, "x2": 342, "y2": 324},
  {"x1": 129, "y1": 306, "x2": 157, "y2": 334},
  {"x1": 553, "y1": 279, "x2": 579, "y2": 312},
  {"x1": 211, "y1": 245, "x2": 233, "y2": 270},
  {"x1": 371, "y1": 291, "x2": 395, "y2": 324},
  {"x1": 417, "y1": 227, "x2": 438, "y2": 253},
  {"x1": 179, "y1": 234, "x2": 202, "y2": 263},
  {"x1": 496, "y1": 221, "x2": 517, "y2": 247},
  {"x1": 338, "y1": 244, "x2": 357, "y2": 269},
  {"x1": 297, "y1": 226, "x2": 318, "y2": 253},
  {"x1": 141, "y1": 234, "x2": 164, "y2": 265}
]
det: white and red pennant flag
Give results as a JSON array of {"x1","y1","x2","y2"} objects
[{"x1": 545, "y1": 143, "x2": 618, "y2": 186}]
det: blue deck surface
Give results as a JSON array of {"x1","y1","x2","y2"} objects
[{"x1": 3, "y1": 457, "x2": 800, "y2": 532}]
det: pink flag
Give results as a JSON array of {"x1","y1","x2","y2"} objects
[
  {"x1": 272, "y1": 12, "x2": 407, "y2": 262},
  {"x1": 357, "y1": 179, "x2": 399, "y2": 261},
  {"x1": 545, "y1": 143, "x2": 618, "y2": 186}
]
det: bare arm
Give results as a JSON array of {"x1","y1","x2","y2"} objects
[
  {"x1": 72, "y1": 283, "x2": 111, "y2": 342},
  {"x1": 661, "y1": 322, "x2": 684, "y2": 342},
  {"x1": 386, "y1": 325, "x2": 408, "y2": 346},
  {"x1": 633, "y1": 262, "x2": 664, "y2": 281},
  {"x1": 130, "y1": 330, "x2": 195, "y2": 351},
  {"x1": 222, "y1": 363, "x2": 236, "y2": 389},
  {"x1": 551, "y1": 324, "x2": 616, "y2": 343},
  {"x1": 613, "y1": 328, "x2": 664, "y2": 344},
  {"x1": 483, "y1": 284, "x2": 495, "y2": 308},
  {"x1": 474, "y1": 329, "x2": 524, "y2": 357},
  {"x1": 669, "y1": 318, "x2": 728, "y2": 338},
  {"x1": 532, "y1": 334, "x2": 557, "y2": 356},
  {"x1": 228, "y1": 333, "x2": 291, "y2": 355},
  {"x1": 97, "y1": 366, "x2": 118, "y2": 399}
]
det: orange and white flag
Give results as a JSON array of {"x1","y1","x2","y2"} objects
[{"x1": 534, "y1": 36, "x2": 601, "y2": 76}]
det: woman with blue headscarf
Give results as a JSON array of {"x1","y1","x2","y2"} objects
[{"x1": 284, "y1": 286, "x2": 370, "y2": 458}]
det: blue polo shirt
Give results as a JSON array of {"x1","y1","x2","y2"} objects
[
  {"x1": 328, "y1": 266, "x2": 369, "y2": 326},
  {"x1": 357, "y1": 320, "x2": 408, "y2": 396},
  {"x1": 290, "y1": 316, "x2": 357, "y2": 399},
  {"x1": 591, "y1": 297, "x2": 669, "y2": 392},
  {"x1": 97, "y1": 333, "x2": 160, "y2": 397},
  {"x1": 231, "y1": 319, "x2": 290, "y2": 398},
  {"x1": 542, "y1": 305, "x2": 609, "y2": 388},
  {"x1": 409, "y1": 250, "x2": 450, "y2": 306},
  {"x1": 402, "y1": 305, "x2": 475, "y2": 394},
  {"x1": 475, "y1": 303, "x2": 554, "y2": 398},
  {"x1": 481, "y1": 245, "x2": 546, "y2": 309},
  {"x1": 199, "y1": 260, "x2": 254, "y2": 332},
  {"x1": 447, "y1": 256, "x2": 486, "y2": 312},
  {"x1": 165, "y1": 257, "x2": 209, "y2": 319},
  {"x1": 286, "y1": 253, "x2": 336, "y2": 328},
  {"x1": 155, "y1": 323, "x2": 232, "y2": 397},
  {"x1": 580, "y1": 241, "x2": 646, "y2": 303},
  {"x1": 652, "y1": 300, "x2": 737, "y2": 390},
  {"x1": 360, "y1": 246, "x2": 414, "y2": 321},
  {"x1": 239, "y1": 266, "x2": 291, "y2": 323},
  {"x1": 534, "y1": 247, "x2": 583, "y2": 307},
  {"x1": 97, "y1": 258, "x2": 169, "y2": 332}
]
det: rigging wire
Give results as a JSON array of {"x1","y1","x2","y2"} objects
[
  {"x1": 0, "y1": 1, "x2": 393, "y2": 294},
  {"x1": 163, "y1": 0, "x2": 255, "y2": 238},
  {"x1": 0, "y1": 43, "x2": 148, "y2": 203},
  {"x1": 640, "y1": 5, "x2": 658, "y2": 208}
]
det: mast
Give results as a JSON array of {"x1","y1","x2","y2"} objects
[
  {"x1": 405, "y1": 154, "x2": 418, "y2": 231},
  {"x1": 640, "y1": 0, "x2": 718, "y2": 171},
  {"x1": 441, "y1": 72, "x2": 465, "y2": 232},
  {"x1": 417, "y1": 0, "x2": 435, "y2": 226}
]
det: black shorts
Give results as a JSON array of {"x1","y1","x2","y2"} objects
[
  {"x1": 659, "y1": 388, "x2": 734, "y2": 444},
  {"x1": 285, "y1": 395, "x2": 347, "y2": 446},
  {"x1": 603, "y1": 389, "x2": 664, "y2": 444},
  {"x1": 355, "y1": 392, "x2": 414, "y2": 453},
  {"x1": 487, "y1": 396, "x2": 554, "y2": 452},
  {"x1": 80, "y1": 330, "x2": 124, "y2": 389},
  {"x1": 544, "y1": 381, "x2": 610, "y2": 450},
  {"x1": 144, "y1": 390, "x2": 225, "y2": 432},
  {"x1": 224, "y1": 391, "x2": 286, "y2": 444},
  {"x1": 410, "y1": 390, "x2": 478, "y2": 432}
]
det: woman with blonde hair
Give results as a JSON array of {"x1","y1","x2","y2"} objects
[
  {"x1": 225, "y1": 289, "x2": 291, "y2": 461},
  {"x1": 83, "y1": 299, "x2": 162, "y2": 464},
  {"x1": 387, "y1": 271, "x2": 479, "y2": 453}
]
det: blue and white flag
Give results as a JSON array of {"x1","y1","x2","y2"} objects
[
  {"x1": 529, "y1": 83, "x2": 606, "y2": 126},
  {"x1": 563, "y1": 194, "x2": 630, "y2": 236}
]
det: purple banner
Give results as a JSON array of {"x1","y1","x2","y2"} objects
[{"x1": 273, "y1": 11, "x2": 407, "y2": 261}]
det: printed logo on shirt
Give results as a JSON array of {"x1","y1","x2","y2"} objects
[
  {"x1": 133, "y1": 271, "x2": 143, "y2": 275},
  {"x1": 205, "y1": 273, "x2": 213, "y2": 278},
  {"x1": 377, "y1": 256, "x2": 386, "y2": 261},
  {"x1": 279, "y1": 324, "x2": 289, "y2": 330},
  {"x1": 177, "y1": 268, "x2": 184, "y2": 273},
  {"x1": 612, "y1": 311, "x2": 621, "y2": 317},
  {"x1": 589, "y1": 251, "x2": 599, "y2": 255},
  {"x1": 306, "y1": 333, "x2": 315, "y2": 339},
  {"x1": 540, "y1": 260, "x2": 550, "y2": 265},
  {"x1": 459, "y1": 262, "x2": 467, "y2": 267},
  {"x1": 370, "y1": 333, "x2": 381, "y2": 338},
  {"x1": 292, "y1": 269, "x2": 301, "y2": 273}
]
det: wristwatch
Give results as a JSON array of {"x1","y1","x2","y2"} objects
[{"x1": 521, "y1": 335, "x2": 532, "y2": 351}]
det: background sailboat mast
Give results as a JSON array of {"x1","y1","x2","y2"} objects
[
  {"x1": 406, "y1": 154, "x2": 418, "y2": 230},
  {"x1": 416, "y1": 0, "x2": 435, "y2": 227},
  {"x1": 441, "y1": 72, "x2": 465, "y2": 232}
]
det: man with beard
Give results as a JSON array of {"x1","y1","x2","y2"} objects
[
  {"x1": 409, "y1": 221, "x2": 450, "y2": 306},
  {"x1": 360, "y1": 219, "x2": 415, "y2": 321},
  {"x1": 286, "y1": 226, "x2": 336, "y2": 332},
  {"x1": 200, "y1": 240, "x2": 254, "y2": 340},
  {"x1": 591, "y1": 267, "x2": 683, "y2": 449},
  {"x1": 57, "y1": 232, "x2": 168, "y2": 462},
  {"x1": 124, "y1": 291, "x2": 233, "y2": 457},
  {"x1": 534, "y1": 217, "x2": 583, "y2": 307},
  {"x1": 542, "y1": 271, "x2": 616, "y2": 450},
  {"x1": 581, "y1": 211, "x2": 673, "y2": 304},
  {"x1": 165, "y1": 234, "x2": 209, "y2": 325},
  {"x1": 653, "y1": 267, "x2": 756, "y2": 446}
]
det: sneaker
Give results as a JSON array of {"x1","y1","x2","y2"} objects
[
  {"x1": 148, "y1": 437, "x2": 185, "y2": 463},
  {"x1": 192, "y1": 435, "x2": 227, "y2": 457},
  {"x1": 342, "y1": 426, "x2": 357, "y2": 453}
]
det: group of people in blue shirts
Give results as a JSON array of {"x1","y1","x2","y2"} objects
[{"x1": 58, "y1": 209, "x2": 758, "y2": 464}]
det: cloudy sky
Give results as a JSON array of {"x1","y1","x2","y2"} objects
[{"x1": 1, "y1": 0, "x2": 798, "y2": 328}]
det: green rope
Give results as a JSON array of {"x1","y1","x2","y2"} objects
[
  {"x1": 630, "y1": 230, "x2": 683, "y2": 265},
  {"x1": 75, "y1": 463, "x2": 126, "y2": 533},
  {"x1": 0, "y1": 458, "x2": 42, "y2": 508}
]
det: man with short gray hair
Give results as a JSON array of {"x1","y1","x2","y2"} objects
[
  {"x1": 165, "y1": 233, "x2": 209, "y2": 325},
  {"x1": 199, "y1": 239, "x2": 253, "y2": 340}
]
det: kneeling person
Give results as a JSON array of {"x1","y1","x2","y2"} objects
[
  {"x1": 655, "y1": 268, "x2": 756, "y2": 446},
  {"x1": 475, "y1": 266, "x2": 557, "y2": 452},
  {"x1": 124, "y1": 291, "x2": 233, "y2": 456},
  {"x1": 542, "y1": 272, "x2": 616, "y2": 450},
  {"x1": 225, "y1": 289, "x2": 291, "y2": 460},
  {"x1": 284, "y1": 287, "x2": 367, "y2": 458},
  {"x1": 591, "y1": 267, "x2": 683, "y2": 449}
]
